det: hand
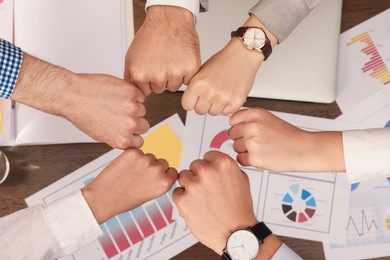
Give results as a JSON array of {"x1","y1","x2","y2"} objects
[
  {"x1": 229, "y1": 108, "x2": 345, "y2": 172},
  {"x1": 182, "y1": 38, "x2": 262, "y2": 115},
  {"x1": 12, "y1": 53, "x2": 149, "y2": 149},
  {"x1": 82, "y1": 149, "x2": 178, "y2": 224},
  {"x1": 172, "y1": 151, "x2": 257, "y2": 254},
  {"x1": 124, "y1": 6, "x2": 201, "y2": 95},
  {"x1": 181, "y1": 14, "x2": 278, "y2": 116},
  {"x1": 63, "y1": 74, "x2": 149, "y2": 149}
]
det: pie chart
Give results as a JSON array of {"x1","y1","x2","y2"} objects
[
  {"x1": 210, "y1": 130, "x2": 230, "y2": 149},
  {"x1": 282, "y1": 184, "x2": 316, "y2": 223}
]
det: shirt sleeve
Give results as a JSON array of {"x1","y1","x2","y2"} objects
[
  {"x1": 145, "y1": 0, "x2": 200, "y2": 22},
  {"x1": 249, "y1": 0, "x2": 322, "y2": 43},
  {"x1": 0, "y1": 190, "x2": 102, "y2": 259},
  {"x1": 342, "y1": 128, "x2": 390, "y2": 183},
  {"x1": 0, "y1": 38, "x2": 23, "y2": 98},
  {"x1": 272, "y1": 243, "x2": 303, "y2": 260}
]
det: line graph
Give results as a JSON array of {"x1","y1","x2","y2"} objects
[{"x1": 347, "y1": 209, "x2": 378, "y2": 238}]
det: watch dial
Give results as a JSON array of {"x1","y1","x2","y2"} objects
[
  {"x1": 243, "y1": 28, "x2": 266, "y2": 50},
  {"x1": 226, "y1": 230, "x2": 260, "y2": 260}
]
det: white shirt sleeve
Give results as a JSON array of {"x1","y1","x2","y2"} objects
[
  {"x1": 343, "y1": 128, "x2": 390, "y2": 183},
  {"x1": 145, "y1": 0, "x2": 200, "y2": 22},
  {"x1": 0, "y1": 190, "x2": 102, "y2": 259},
  {"x1": 272, "y1": 243, "x2": 303, "y2": 260}
]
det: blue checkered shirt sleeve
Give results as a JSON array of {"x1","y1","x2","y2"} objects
[{"x1": 0, "y1": 38, "x2": 23, "y2": 99}]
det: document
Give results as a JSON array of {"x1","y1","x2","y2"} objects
[
  {"x1": 185, "y1": 111, "x2": 353, "y2": 243},
  {"x1": 26, "y1": 114, "x2": 199, "y2": 260},
  {"x1": 336, "y1": 9, "x2": 390, "y2": 114},
  {"x1": 1, "y1": 0, "x2": 134, "y2": 145},
  {"x1": 323, "y1": 178, "x2": 390, "y2": 259}
]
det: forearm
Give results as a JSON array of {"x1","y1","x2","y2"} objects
[
  {"x1": 250, "y1": 0, "x2": 321, "y2": 43},
  {"x1": 11, "y1": 52, "x2": 78, "y2": 116},
  {"x1": 302, "y1": 131, "x2": 346, "y2": 172}
]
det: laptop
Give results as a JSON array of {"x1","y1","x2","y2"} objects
[{"x1": 194, "y1": 0, "x2": 342, "y2": 103}]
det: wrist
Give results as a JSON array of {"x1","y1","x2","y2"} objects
[
  {"x1": 302, "y1": 131, "x2": 345, "y2": 172},
  {"x1": 242, "y1": 15, "x2": 278, "y2": 48},
  {"x1": 81, "y1": 185, "x2": 113, "y2": 224},
  {"x1": 255, "y1": 235, "x2": 282, "y2": 259},
  {"x1": 146, "y1": 5, "x2": 194, "y2": 28}
]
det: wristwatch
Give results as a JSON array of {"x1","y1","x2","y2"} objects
[
  {"x1": 231, "y1": 26, "x2": 272, "y2": 61},
  {"x1": 221, "y1": 222, "x2": 272, "y2": 260}
]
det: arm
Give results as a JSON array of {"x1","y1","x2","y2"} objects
[
  {"x1": 2, "y1": 38, "x2": 149, "y2": 149},
  {"x1": 0, "y1": 149, "x2": 178, "y2": 259},
  {"x1": 181, "y1": 0, "x2": 322, "y2": 116},
  {"x1": 228, "y1": 108, "x2": 345, "y2": 172},
  {"x1": 172, "y1": 150, "x2": 301, "y2": 259},
  {"x1": 229, "y1": 108, "x2": 390, "y2": 183}
]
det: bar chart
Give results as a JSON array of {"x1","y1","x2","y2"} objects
[{"x1": 347, "y1": 31, "x2": 390, "y2": 85}]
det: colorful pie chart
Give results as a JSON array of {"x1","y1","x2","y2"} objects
[{"x1": 282, "y1": 184, "x2": 316, "y2": 223}]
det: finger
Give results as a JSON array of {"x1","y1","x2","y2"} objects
[
  {"x1": 194, "y1": 98, "x2": 211, "y2": 115},
  {"x1": 157, "y1": 158, "x2": 169, "y2": 171},
  {"x1": 130, "y1": 85, "x2": 146, "y2": 103},
  {"x1": 133, "y1": 118, "x2": 150, "y2": 135},
  {"x1": 150, "y1": 81, "x2": 167, "y2": 94},
  {"x1": 227, "y1": 123, "x2": 246, "y2": 140},
  {"x1": 221, "y1": 104, "x2": 239, "y2": 115},
  {"x1": 228, "y1": 109, "x2": 250, "y2": 126},
  {"x1": 232, "y1": 138, "x2": 248, "y2": 154},
  {"x1": 166, "y1": 167, "x2": 179, "y2": 179},
  {"x1": 137, "y1": 103, "x2": 147, "y2": 117},
  {"x1": 208, "y1": 102, "x2": 226, "y2": 116},
  {"x1": 166, "y1": 77, "x2": 184, "y2": 92},
  {"x1": 203, "y1": 150, "x2": 230, "y2": 163},
  {"x1": 178, "y1": 169, "x2": 195, "y2": 188},
  {"x1": 181, "y1": 88, "x2": 198, "y2": 111},
  {"x1": 236, "y1": 152, "x2": 250, "y2": 167},
  {"x1": 172, "y1": 187, "x2": 185, "y2": 205},
  {"x1": 128, "y1": 135, "x2": 144, "y2": 149},
  {"x1": 134, "y1": 81, "x2": 152, "y2": 96},
  {"x1": 164, "y1": 167, "x2": 179, "y2": 188},
  {"x1": 144, "y1": 152, "x2": 157, "y2": 162}
]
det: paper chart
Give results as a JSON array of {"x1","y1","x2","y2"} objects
[
  {"x1": 26, "y1": 114, "x2": 198, "y2": 260},
  {"x1": 323, "y1": 178, "x2": 390, "y2": 259},
  {"x1": 186, "y1": 110, "x2": 351, "y2": 243},
  {"x1": 336, "y1": 9, "x2": 390, "y2": 113}
]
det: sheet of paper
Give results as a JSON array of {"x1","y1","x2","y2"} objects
[
  {"x1": 0, "y1": 0, "x2": 14, "y2": 145},
  {"x1": 323, "y1": 178, "x2": 390, "y2": 259},
  {"x1": 0, "y1": 0, "x2": 13, "y2": 42},
  {"x1": 26, "y1": 114, "x2": 199, "y2": 260},
  {"x1": 337, "y1": 87, "x2": 390, "y2": 127},
  {"x1": 336, "y1": 9, "x2": 390, "y2": 113},
  {"x1": 13, "y1": 0, "x2": 134, "y2": 145},
  {"x1": 0, "y1": 100, "x2": 13, "y2": 145},
  {"x1": 186, "y1": 111, "x2": 353, "y2": 243}
]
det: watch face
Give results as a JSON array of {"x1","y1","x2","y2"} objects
[
  {"x1": 226, "y1": 229, "x2": 259, "y2": 260},
  {"x1": 242, "y1": 28, "x2": 266, "y2": 50}
]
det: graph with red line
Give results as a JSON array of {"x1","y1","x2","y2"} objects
[{"x1": 347, "y1": 31, "x2": 390, "y2": 85}]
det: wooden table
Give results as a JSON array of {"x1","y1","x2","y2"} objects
[{"x1": 0, "y1": 0, "x2": 389, "y2": 259}]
